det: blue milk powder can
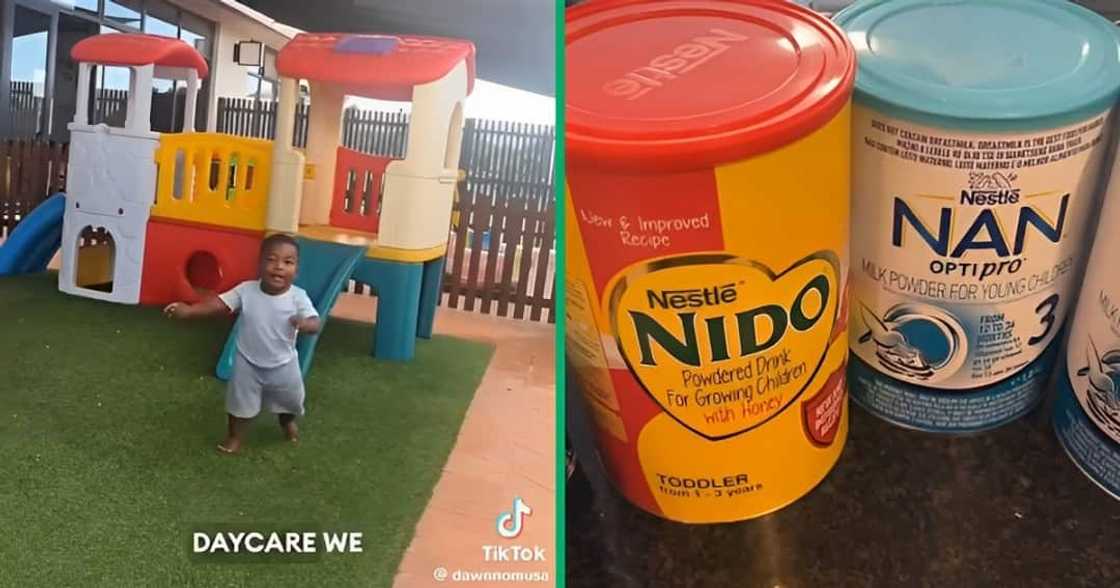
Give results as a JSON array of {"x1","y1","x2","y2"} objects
[
  {"x1": 1055, "y1": 144, "x2": 1120, "y2": 499},
  {"x1": 835, "y1": 0, "x2": 1120, "y2": 432}
]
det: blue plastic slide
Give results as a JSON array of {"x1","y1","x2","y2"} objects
[
  {"x1": 0, "y1": 193, "x2": 65, "y2": 276},
  {"x1": 215, "y1": 238, "x2": 367, "y2": 381}
]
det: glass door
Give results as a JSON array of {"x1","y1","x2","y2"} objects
[
  {"x1": 10, "y1": 5, "x2": 51, "y2": 137},
  {"x1": 51, "y1": 13, "x2": 99, "y2": 142}
]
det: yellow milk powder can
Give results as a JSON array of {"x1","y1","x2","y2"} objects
[{"x1": 566, "y1": 0, "x2": 855, "y2": 523}]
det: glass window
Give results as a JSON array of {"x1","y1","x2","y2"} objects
[
  {"x1": 144, "y1": 0, "x2": 178, "y2": 38},
  {"x1": 258, "y1": 78, "x2": 276, "y2": 101},
  {"x1": 72, "y1": 0, "x2": 99, "y2": 17},
  {"x1": 143, "y1": 13, "x2": 177, "y2": 39},
  {"x1": 263, "y1": 49, "x2": 278, "y2": 80},
  {"x1": 10, "y1": 6, "x2": 51, "y2": 136},
  {"x1": 245, "y1": 75, "x2": 261, "y2": 98},
  {"x1": 150, "y1": 2, "x2": 188, "y2": 132},
  {"x1": 105, "y1": 0, "x2": 142, "y2": 29},
  {"x1": 241, "y1": 49, "x2": 281, "y2": 101},
  {"x1": 96, "y1": 66, "x2": 131, "y2": 92},
  {"x1": 179, "y1": 12, "x2": 214, "y2": 131},
  {"x1": 246, "y1": 74, "x2": 279, "y2": 100},
  {"x1": 179, "y1": 12, "x2": 213, "y2": 59}
]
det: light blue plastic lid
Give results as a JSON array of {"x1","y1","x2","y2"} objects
[{"x1": 834, "y1": 0, "x2": 1120, "y2": 131}]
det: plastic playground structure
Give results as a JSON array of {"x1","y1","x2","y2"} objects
[{"x1": 0, "y1": 31, "x2": 476, "y2": 375}]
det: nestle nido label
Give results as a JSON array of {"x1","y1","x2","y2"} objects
[
  {"x1": 566, "y1": 0, "x2": 854, "y2": 523},
  {"x1": 610, "y1": 253, "x2": 841, "y2": 442},
  {"x1": 836, "y1": 0, "x2": 1120, "y2": 433}
]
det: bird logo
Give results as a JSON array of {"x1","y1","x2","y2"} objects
[
  {"x1": 1078, "y1": 336, "x2": 1120, "y2": 411},
  {"x1": 859, "y1": 304, "x2": 934, "y2": 380}
]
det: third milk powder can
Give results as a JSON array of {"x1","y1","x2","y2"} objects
[
  {"x1": 836, "y1": 0, "x2": 1120, "y2": 433},
  {"x1": 566, "y1": 0, "x2": 854, "y2": 523},
  {"x1": 1054, "y1": 142, "x2": 1120, "y2": 500}
]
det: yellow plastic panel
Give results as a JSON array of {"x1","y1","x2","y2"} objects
[{"x1": 152, "y1": 133, "x2": 273, "y2": 231}]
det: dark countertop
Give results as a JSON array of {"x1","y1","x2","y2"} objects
[{"x1": 566, "y1": 387, "x2": 1120, "y2": 587}]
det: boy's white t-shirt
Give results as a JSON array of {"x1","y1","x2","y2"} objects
[{"x1": 219, "y1": 280, "x2": 319, "y2": 368}]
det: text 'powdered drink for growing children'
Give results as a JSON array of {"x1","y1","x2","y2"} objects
[
  {"x1": 836, "y1": 0, "x2": 1120, "y2": 433},
  {"x1": 566, "y1": 0, "x2": 855, "y2": 523}
]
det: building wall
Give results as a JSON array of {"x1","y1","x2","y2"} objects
[{"x1": 169, "y1": 0, "x2": 291, "y2": 130}]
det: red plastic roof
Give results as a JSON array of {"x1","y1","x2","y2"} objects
[
  {"x1": 277, "y1": 33, "x2": 475, "y2": 101},
  {"x1": 71, "y1": 34, "x2": 209, "y2": 78}
]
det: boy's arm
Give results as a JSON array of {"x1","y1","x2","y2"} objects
[
  {"x1": 164, "y1": 295, "x2": 232, "y2": 319},
  {"x1": 291, "y1": 315, "x2": 322, "y2": 334},
  {"x1": 289, "y1": 291, "x2": 321, "y2": 333}
]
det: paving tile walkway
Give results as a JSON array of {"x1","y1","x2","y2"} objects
[{"x1": 330, "y1": 294, "x2": 556, "y2": 587}]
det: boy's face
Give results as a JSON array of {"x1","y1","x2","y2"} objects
[{"x1": 260, "y1": 242, "x2": 298, "y2": 292}]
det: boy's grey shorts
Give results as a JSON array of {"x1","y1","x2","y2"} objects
[{"x1": 227, "y1": 353, "x2": 305, "y2": 419}]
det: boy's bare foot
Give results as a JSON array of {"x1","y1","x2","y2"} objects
[
  {"x1": 278, "y1": 413, "x2": 299, "y2": 443},
  {"x1": 282, "y1": 420, "x2": 299, "y2": 443},
  {"x1": 217, "y1": 437, "x2": 241, "y2": 454},
  {"x1": 221, "y1": 414, "x2": 246, "y2": 454}
]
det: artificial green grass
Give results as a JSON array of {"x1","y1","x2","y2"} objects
[{"x1": 0, "y1": 273, "x2": 494, "y2": 586}]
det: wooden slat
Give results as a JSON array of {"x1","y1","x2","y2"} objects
[
  {"x1": 34, "y1": 140, "x2": 49, "y2": 205},
  {"x1": 479, "y1": 120, "x2": 515, "y2": 313},
  {"x1": 50, "y1": 141, "x2": 66, "y2": 194},
  {"x1": 242, "y1": 98, "x2": 250, "y2": 136},
  {"x1": 239, "y1": 98, "x2": 249, "y2": 135},
  {"x1": 495, "y1": 192, "x2": 528, "y2": 318},
  {"x1": 462, "y1": 188, "x2": 491, "y2": 312},
  {"x1": 19, "y1": 140, "x2": 29, "y2": 208},
  {"x1": 250, "y1": 98, "x2": 260, "y2": 137},
  {"x1": 246, "y1": 98, "x2": 254, "y2": 135},
  {"x1": 0, "y1": 140, "x2": 11, "y2": 203},
  {"x1": 0, "y1": 140, "x2": 9, "y2": 231},
  {"x1": 445, "y1": 187, "x2": 474, "y2": 309},
  {"x1": 530, "y1": 199, "x2": 555, "y2": 322},
  {"x1": 512, "y1": 201, "x2": 542, "y2": 321},
  {"x1": 478, "y1": 188, "x2": 506, "y2": 314}
]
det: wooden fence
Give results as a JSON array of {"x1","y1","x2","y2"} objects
[
  {"x1": 0, "y1": 139, "x2": 69, "y2": 237},
  {"x1": 218, "y1": 97, "x2": 408, "y2": 154},
  {"x1": 91, "y1": 89, "x2": 129, "y2": 127},
  {"x1": 10, "y1": 81, "x2": 45, "y2": 137},
  {"x1": 443, "y1": 119, "x2": 556, "y2": 322},
  {"x1": 342, "y1": 109, "x2": 409, "y2": 157},
  {"x1": 9, "y1": 83, "x2": 130, "y2": 137},
  {"x1": 216, "y1": 97, "x2": 310, "y2": 147},
  {"x1": 442, "y1": 185, "x2": 556, "y2": 322}
]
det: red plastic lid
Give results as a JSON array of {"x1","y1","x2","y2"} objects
[{"x1": 567, "y1": 0, "x2": 855, "y2": 171}]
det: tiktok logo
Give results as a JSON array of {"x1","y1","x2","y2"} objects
[{"x1": 495, "y1": 497, "x2": 532, "y2": 539}]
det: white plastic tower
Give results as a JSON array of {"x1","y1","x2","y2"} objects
[
  {"x1": 378, "y1": 61, "x2": 468, "y2": 250},
  {"x1": 59, "y1": 35, "x2": 203, "y2": 304}
]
